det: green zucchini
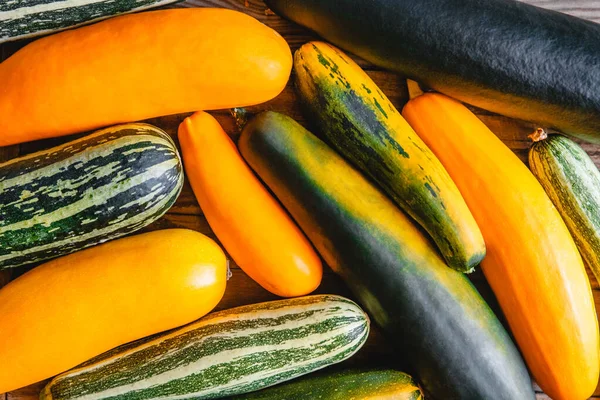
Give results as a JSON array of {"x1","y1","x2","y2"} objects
[
  {"x1": 41, "y1": 295, "x2": 370, "y2": 400},
  {"x1": 294, "y1": 41, "x2": 485, "y2": 273},
  {"x1": 237, "y1": 111, "x2": 534, "y2": 400},
  {"x1": 0, "y1": 0, "x2": 179, "y2": 44},
  {"x1": 266, "y1": 0, "x2": 600, "y2": 143},
  {"x1": 529, "y1": 130, "x2": 600, "y2": 284},
  {"x1": 0, "y1": 123, "x2": 183, "y2": 269},
  {"x1": 227, "y1": 369, "x2": 423, "y2": 400}
]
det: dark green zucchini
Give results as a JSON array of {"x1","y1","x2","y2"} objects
[
  {"x1": 266, "y1": 0, "x2": 600, "y2": 143},
  {"x1": 227, "y1": 369, "x2": 423, "y2": 400},
  {"x1": 237, "y1": 111, "x2": 534, "y2": 400}
]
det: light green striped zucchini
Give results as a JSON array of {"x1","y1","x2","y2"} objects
[
  {"x1": 0, "y1": 0, "x2": 179, "y2": 44},
  {"x1": 41, "y1": 295, "x2": 370, "y2": 400},
  {"x1": 529, "y1": 130, "x2": 600, "y2": 283},
  {"x1": 0, "y1": 123, "x2": 183, "y2": 269}
]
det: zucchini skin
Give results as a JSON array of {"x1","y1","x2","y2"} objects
[
  {"x1": 266, "y1": 0, "x2": 600, "y2": 143},
  {"x1": 529, "y1": 134, "x2": 600, "y2": 284},
  {"x1": 0, "y1": 123, "x2": 183, "y2": 269},
  {"x1": 238, "y1": 111, "x2": 534, "y2": 400},
  {"x1": 228, "y1": 369, "x2": 423, "y2": 400},
  {"x1": 0, "y1": 0, "x2": 179, "y2": 44},
  {"x1": 41, "y1": 295, "x2": 370, "y2": 400},
  {"x1": 294, "y1": 41, "x2": 485, "y2": 273}
]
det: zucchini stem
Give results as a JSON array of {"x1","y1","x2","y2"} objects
[
  {"x1": 407, "y1": 79, "x2": 425, "y2": 100},
  {"x1": 529, "y1": 128, "x2": 548, "y2": 142},
  {"x1": 230, "y1": 108, "x2": 253, "y2": 132},
  {"x1": 226, "y1": 259, "x2": 232, "y2": 281}
]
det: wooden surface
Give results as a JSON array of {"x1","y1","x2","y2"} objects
[{"x1": 1, "y1": 0, "x2": 600, "y2": 399}]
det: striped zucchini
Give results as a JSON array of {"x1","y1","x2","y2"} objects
[
  {"x1": 294, "y1": 42, "x2": 484, "y2": 273},
  {"x1": 529, "y1": 130, "x2": 600, "y2": 283},
  {"x1": 0, "y1": 0, "x2": 179, "y2": 44},
  {"x1": 228, "y1": 369, "x2": 423, "y2": 400},
  {"x1": 0, "y1": 123, "x2": 183, "y2": 269},
  {"x1": 41, "y1": 295, "x2": 370, "y2": 400}
]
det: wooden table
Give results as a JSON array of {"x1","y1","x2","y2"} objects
[{"x1": 2, "y1": 1, "x2": 600, "y2": 399}]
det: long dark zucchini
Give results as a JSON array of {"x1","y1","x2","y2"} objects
[
  {"x1": 237, "y1": 111, "x2": 534, "y2": 400},
  {"x1": 266, "y1": 0, "x2": 600, "y2": 143}
]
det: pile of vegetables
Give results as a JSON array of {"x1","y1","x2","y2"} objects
[{"x1": 1, "y1": 0, "x2": 600, "y2": 399}]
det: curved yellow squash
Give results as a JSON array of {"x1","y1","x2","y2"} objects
[{"x1": 403, "y1": 91, "x2": 600, "y2": 400}]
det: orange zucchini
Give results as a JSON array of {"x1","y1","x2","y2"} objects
[
  {"x1": 0, "y1": 229, "x2": 227, "y2": 393},
  {"x1": 402, "y1": 88, "x2": 600, "y2": 400},
  {"x1": 0, "y1": 8, "x2": 292, "y2": 146},
  {"x1": 178, "y1": 111, "x2": 322, "y2": 297}
]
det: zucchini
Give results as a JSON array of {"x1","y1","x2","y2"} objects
[
  {"x1": 237, "y1": 111, "x2": 534, "y2": 400},
  {"x1": 0, "y1": 123, "x2": 183, "y2": 269},
  {"x1": 41, "y1": 295, "x2": 370, "y2": 400},
  {"x1": 529, "y1": 130, "x2": 600, "y2": 284},
  {"x1": 227, "y1": 369, "x2": 423, "y2": 400},
  {"x1": 266, "y1": 0, "x2": 600, "y2": 143},
  {"x1": 294, "y1": 41, "x2": 485, "y2": 273},
  {"x1": 0, "y1": 0, "x2": 178, "y2": 44}
]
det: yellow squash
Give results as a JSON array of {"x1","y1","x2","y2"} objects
[
  {"x1": 402, "y1": 88, "x2": 600, "y2": 400},
  {"x1": 178, "y1": 111, "x2": 322, "y2": 297},
  {"x1": 0, "y1": 229, "x2": 227, "y2": 393}
]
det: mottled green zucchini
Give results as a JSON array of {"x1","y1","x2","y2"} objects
[{"x1": 294, "y1": 41, "x2": 484, "y2": 272}]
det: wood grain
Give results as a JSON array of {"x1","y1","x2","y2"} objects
[
  {"x1": 2, "y1": 0, "x2": 600, "y2": 399},
  {"x1": 527, "y1": 0, "x2": 600, "y2": 22}
]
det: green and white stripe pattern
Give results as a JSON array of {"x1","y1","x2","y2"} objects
[
  {"x1": 41, "y1": 295, "x2": 370, "y2": 400},
  {"x1": 529, "y1": 132, "x2": 600, "y2": 284},
  {"x1": 0, "y1": 123, "x2": 183, "y2": 269},
  {"x1": 0, "y1": 0, "x2": 179, "y2": 43}
]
